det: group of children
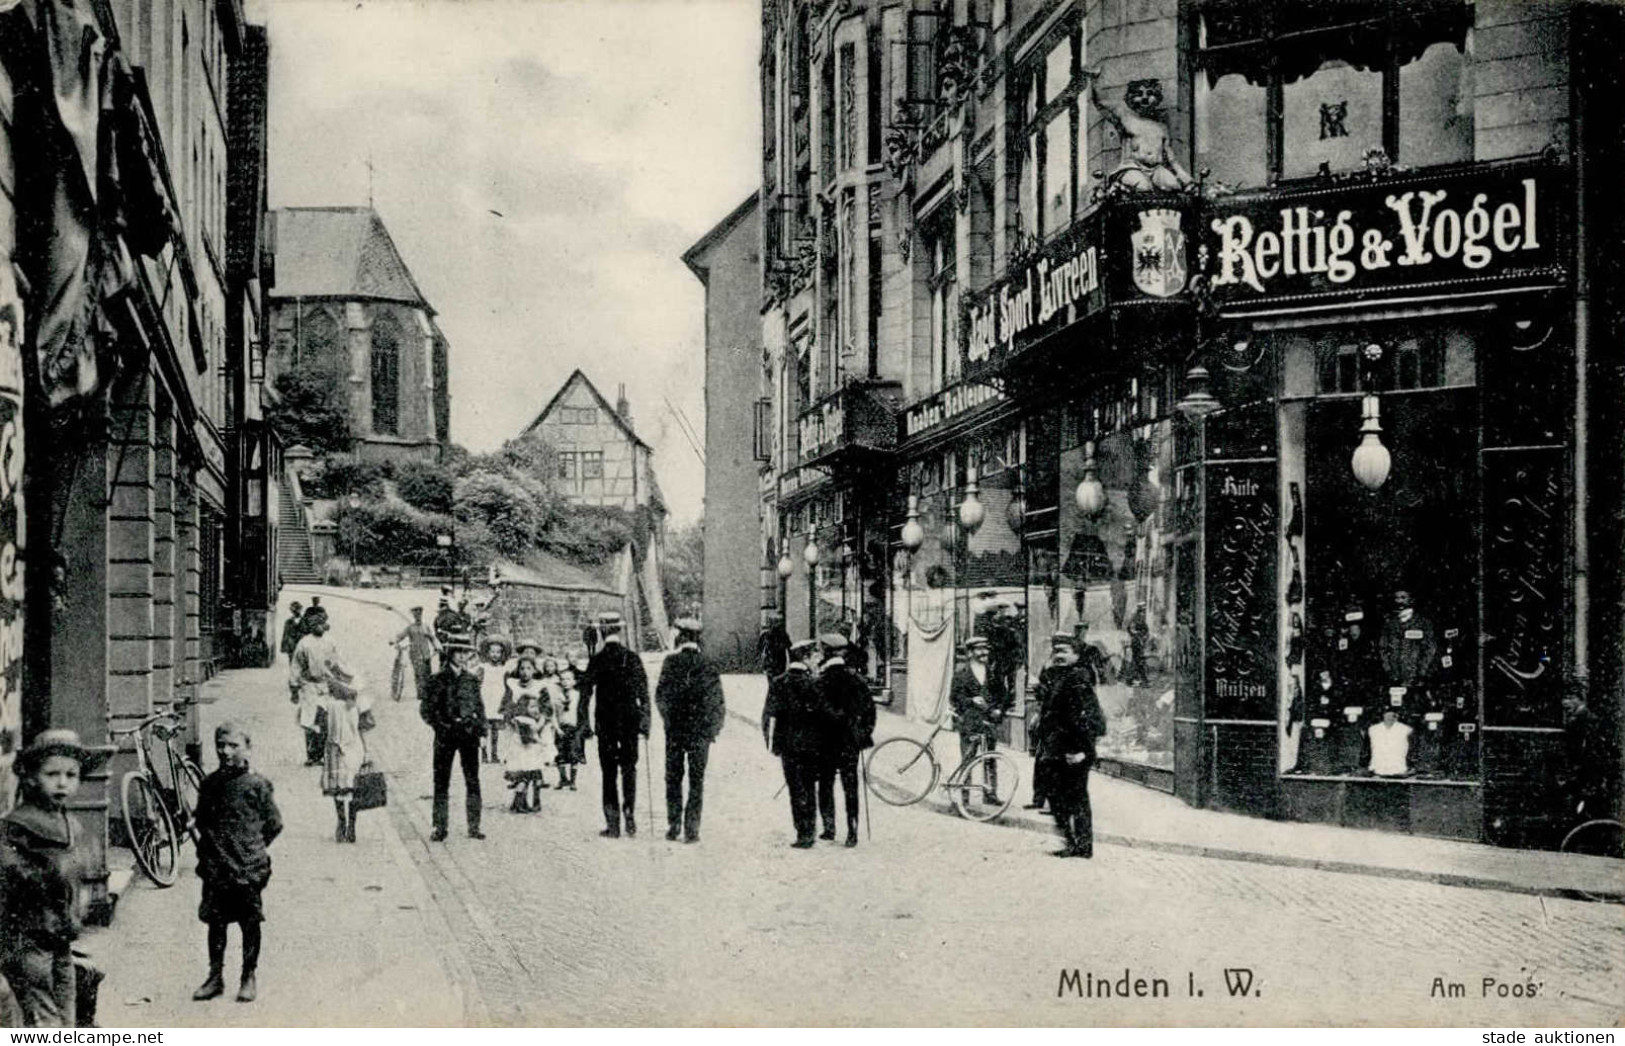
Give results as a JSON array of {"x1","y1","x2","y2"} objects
[
  {"x1": 0, "y1": 720, "x2": 281, "y2": 1026},
  {"x1": 471, "y1": 637, "x2": 589, "y2": 814}
]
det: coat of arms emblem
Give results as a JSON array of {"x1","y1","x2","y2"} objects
[{"x1": 1131, "y1": 208, "x2": 1187, "y2": 298}]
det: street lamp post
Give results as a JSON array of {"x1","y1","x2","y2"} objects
[{"x1": 347, "y1": 492, "x2": 362, "y2": 583}]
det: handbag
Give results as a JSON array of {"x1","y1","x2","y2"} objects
[{"x1": 352, "y1": 762, "x2": 388, "y2": 811}]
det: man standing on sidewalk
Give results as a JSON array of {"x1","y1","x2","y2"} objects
[
  {"x1": 422, "y1": 638, "x2": 486, "y2": 841},
  {"x1": 582, "y1": 612, "x2": 650, "y2": 838},
  {"x1": 763, "y1": 639, "x2": 827, "y2": 848},
  {"x1": 391, "y1": 606, "x2": 441, "y2": 704},
  {"x1": 949, "y1": 636, "x2": 1005, "y2": 806},
  {"x1": 1037, "y1": 633, "x2": 1107, "y2": 858},
  {"x1": 818, "y1": 633, "x2": 874, "y2": 848},
  {"x1": 655, "y1": 618, "x2": 725, "y2": 843}
]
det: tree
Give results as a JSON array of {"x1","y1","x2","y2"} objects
[
  {"x1": 453, "y1": 469, "x2": 543, "y2": 560},
  {"x1": 264, "y1": 365, "x2": 350, "y2": 454},
  {"x1": 396, "y1": 460, "x2": 456, "y2": 514},
  {"x1": 661, "y1": 519, "x2": 703, "y2": 620}
]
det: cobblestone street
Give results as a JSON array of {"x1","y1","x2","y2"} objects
[{"x1": 90, "y1": 588, "x2": 1623, "y2": 1026}]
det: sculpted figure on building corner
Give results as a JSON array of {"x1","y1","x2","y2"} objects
[{"x1": 1084, "y1": 70, "x2": 1193, "y2": 194}]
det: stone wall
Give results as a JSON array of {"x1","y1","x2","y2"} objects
[{"x1": 486, "y1": 582, "x2": 623, "y2": 657}]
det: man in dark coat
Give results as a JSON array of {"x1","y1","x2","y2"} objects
[
  {"x1": 278, "y1": 601, "x2": 304, "y2": 664},
  {"x1": 1037, "y1": 633, "x2": 1108, "y2": 857},
  {"x1": 817, "y1": 633, "x2": 874, "y2": 847},
  {"x1": 432, "y1": 598, "x2": 460, "y2": 644},
  {"x1": 655, "y1": 619, "x2": 726, "y2": 843},
  {"x1": 759, "y1": 612, "x2": 791, "y2": 679},
  {"x1": 949, "y1": 636, "x2": 1006, "y2": 806},
  {"x1": 762, "y1": 639, "x2": 827, "y2": 848},
  {"x1": 581, "y1": 611, "x2": 650, "y2": 838},
  {"x1": 422, "y1": 638, "x2": 486, "y2": 841}
]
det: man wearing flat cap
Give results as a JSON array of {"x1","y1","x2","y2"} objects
[
  {"x1": 1034, "y1": 633, "x2": 1108, "y2": 857},
  {"x1": 581, "y1": 611, "x2": 650, "y2": 838},
  {"x1": 762, "y1": 639, "x2": 829, "y2": 847},
  {"x1": 818, "y1": 632, "x2": 874, "y2": 847},
  {"x1": 655, "y1": 618, "x2": 726, "y2": 842},
  {"x1": 950, "y1": 636, "x2": 1007, "y2": 806}
]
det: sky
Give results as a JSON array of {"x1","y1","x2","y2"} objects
[{"x1": 262, "y1": 0, "x2": 762, "y2": 523}]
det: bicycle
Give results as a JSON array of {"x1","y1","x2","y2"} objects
[
  {"x1": 1558, "y1": 811, "x2": 1623, "y2": 903},
  {"x1": 110, "y1": 701, "x2": 204, "y2": 887},
  {"x1": 864, "y1": 718, "x2": 1020, "y2": 822}
]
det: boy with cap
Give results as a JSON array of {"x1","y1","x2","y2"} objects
[
  {"x1": 0, "y1": 729, "x2": 109, "y2": 1026},
  {"x1": 192, "y1": 722, "x2": 282, "y2": 1003},
  {"x1": 654, "y1": 618, "x2": 726, "y2": 842}
]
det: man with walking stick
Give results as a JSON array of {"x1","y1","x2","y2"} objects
[
  {"x1": 581, "y1": 612, "x2": 650, "y2": 838},
  {"x1": 655, "y1": 618, "x2": 725, "y2": 843},
  {"x1": 818, "y1": 633, "x2": 874, "y2": 848},
  {"x1": 762, "y1": 639, "x2": 826, "y2": 848}
]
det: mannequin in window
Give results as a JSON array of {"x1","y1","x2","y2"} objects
[
  {"x1": 1083, "y1": 72, "x2": 1193, "y2": 193},
  {"x1": 1368, "y1": 708, "x2": 1413, "y2": 777},
  {"x1": 1295, "y1": 668, "x2": 1341, "y2": 774},
  {"x1": 1377, "y1": 589, "x2": 1437, "y2": 724}
]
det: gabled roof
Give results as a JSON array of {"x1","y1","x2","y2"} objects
[
  {"x1": 523, "y1": 369, "x2": 650, "y2": 451},
  {"x1": 268, "y1": 206, "x2": 432, "y2": 309},
  {"x1": 682, "y1": 191, "x2": 760, "y2": 281}
]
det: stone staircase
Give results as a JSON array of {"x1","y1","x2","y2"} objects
[{"x1": 277, "y1": 476, "x2": 322, "y2": 585}]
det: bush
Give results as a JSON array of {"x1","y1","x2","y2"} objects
[
  {"x1": 453, "y1": 470, "x2": 543, "y2": 560},
  {"x1": 395, "y1": 460, "x2": 456, "y2": 514},
  {"x1": 538, "y1": 503, "x2": 633, "y2": 565},
  {"x1": 302, "y1": 457, "x2": 389, "y2": 501}
]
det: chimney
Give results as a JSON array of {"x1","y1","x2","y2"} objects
[{"x1": 616, "y1": 383, "x2": 632, "y2": 427}]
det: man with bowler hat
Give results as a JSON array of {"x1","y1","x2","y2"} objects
[
  {"x1": 655, "y1": 618, "x2": 726, "y2": 842},
  {"x1": 817, "y1": 632, "x2": 874, "y2": 847},
  {"x1": 762, "y1": 639, "x2": 827, "y2": 848},
  {"x1": 582, "y1": 611, "x2": 650, "y2": 837}
]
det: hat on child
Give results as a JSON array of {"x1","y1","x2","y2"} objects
[{"x1": 14, "y1": 728, "x2": 112, "y2": 776}]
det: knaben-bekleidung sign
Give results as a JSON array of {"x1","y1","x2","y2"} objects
[{"x1": 1205, "y1": 162, "x2": 1566, "y2": 307}]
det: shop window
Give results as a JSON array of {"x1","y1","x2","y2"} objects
[
  {"x1": 1275, "y1": 320, "x2": 1483, "y2": 781},
  {"x1": 1014, "y1": 14, "x2": 1086, "y2": 241},
  {"x1": 1028, "y1": 384, "x2": 1178, "y2": 771},
  {"x1": 1193, "y1": 0, "x2": 1472, "y2": 187}
]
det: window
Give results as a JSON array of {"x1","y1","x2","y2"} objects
[
  {"x1": 559, "y1": 407, "x2": 598, "y2": 425},
  {"x1": 370, "y1": 315, "x2": 401, "y2": 434},
  {"x1": 925, "y1": 211, "x2": 958, "y2": 392},
  {"x1": 754, "y1": 398, "x2": 773, "y2": 461},
  {"x1": 1194, "y1": 0, "x2": 1472, "y2": 187},
  {"x1": 558, "y1": 451, "x2": 578, "y2": 480},
  {"x1": 581, "y1": 451, "x2": 604, "y2": 480},
  {"x1": 1014, "y1": 16, "x2": 1086, "y2": 242}
]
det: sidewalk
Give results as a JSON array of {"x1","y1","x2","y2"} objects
[
  {"x1": 81, "y1": 658, "x2": 477, "y2": 1027},
  {"x1": 722, "y1": 673, "x2": 1625, "y2": 903}
]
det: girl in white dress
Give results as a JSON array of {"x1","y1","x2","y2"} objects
[
  {"x1": 502, "y1": 656, "x2": 556, "y2": 811},
  {"x1": 479, "y1": 636, "x2": 514, "y2": 763}
]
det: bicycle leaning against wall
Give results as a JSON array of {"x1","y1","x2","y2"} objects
[{"x1": 110, "y1": 699, "x2": 204, "y2": 887}]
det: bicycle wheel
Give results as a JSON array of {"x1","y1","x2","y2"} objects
[
  {"x1": 951, "y1": 751, "x2": 1021, "y2": 822},
  {"x1": 865, "y1": 738, "x2": 938, "y2": 806},
  {"x1": 121, "y1": 772, "x2": 180, "y2": 887}
]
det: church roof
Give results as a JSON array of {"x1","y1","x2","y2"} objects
[{"x1": 268, "y1": 207, "x2": 432, "y2": 309}]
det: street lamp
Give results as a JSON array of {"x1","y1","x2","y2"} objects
[
  {"x1": 958, "y1": 464, "x2": 986, "y2": 534},
  {"x1": 1075, "y1": 440, "x2": 1106, "y2": 517},
  {"x1": 347, "y1": 493, "x2": 362, "y2": 577},
  {"x1": 900, "y1": 494, "x2": 925, "y2": 554}
]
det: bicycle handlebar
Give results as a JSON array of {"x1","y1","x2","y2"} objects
[{"x1": 108, "y1": 699, "x2": 196, "y2": 738}]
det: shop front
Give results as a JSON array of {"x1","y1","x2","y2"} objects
[
  {"x1": 891, "y1": 193, "x2": 1198, "y2": 769},
  {"x1": 776, "y1": 379, "x2": 902, "y2": 681},
  {"x1": 1188, "y1": 158, "x2": 1589, "y2": 844}
]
